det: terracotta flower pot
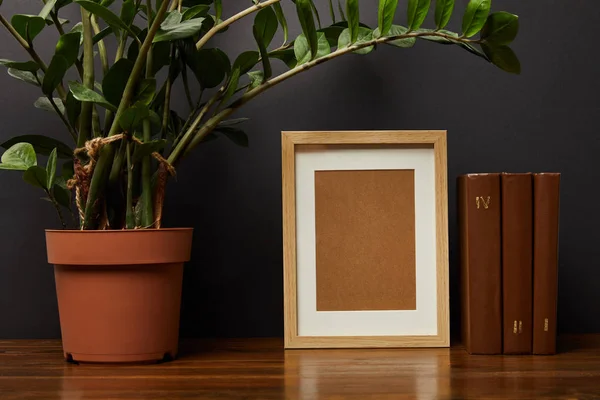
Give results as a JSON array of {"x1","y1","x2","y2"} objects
[{"x1": 45, "y1": 228, "x2": 193, "y2": 363}]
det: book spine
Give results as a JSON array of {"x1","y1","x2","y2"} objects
[
  {"x1": 532, "y1": 173, "x2": 561, "y2": 355},
  {"x1": 458, "y1": 174, "x2": 502, "y2": 355},
  {"x1": 502, "y1": 173, "x2": 533, "y2": 354}
]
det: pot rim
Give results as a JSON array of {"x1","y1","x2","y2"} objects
[{"x1": 46, "y1": 227, "x2": 193, "y2": 233}]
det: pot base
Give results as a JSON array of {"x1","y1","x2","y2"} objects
[{"x1": 65, "y1": 351, "x2": 177, "y2": 363}]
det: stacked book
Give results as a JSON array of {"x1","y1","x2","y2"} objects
[{"x1": 458, "y1": 173, "x2": 561, "y2": 355}]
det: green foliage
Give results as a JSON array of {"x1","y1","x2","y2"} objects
[
  {"x1": 69, "y1": 81, "x2": 117, "y2": 111},
  {"x1": 1, "y1": 136, "x2": 72, "y2": 159},
  {"x1": 0, "y1": 143, "x2": 37, "y2": 170},
  {"x1": 378, "y1": 0, "x2": 399, "y2": 37},
  {"x1": 346, "y1": 0, "x2": 359, "y2": 43},
  {"x1": 435, "y1": 0, "x2": 455, "y2": 29},
  {"x1": 481, "y1": 12, "x2": 518, "y2": 45},
  {"x1": 11, "y1": 15, "x2": 46, "y2": 42},
  {"x1": 296, "y1": 0, "x2": 318, "y2": 60},
  {"x1": 0, "y1": 0, "x2": 522, "y2": 230},
  {"x1": 462, "y1": 0, "x2": 491, "y2": 38},
  {"x1": 407, "y1": 0, "x2": 431, "y2": 31}
]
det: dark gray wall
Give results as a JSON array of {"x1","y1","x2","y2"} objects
[{"x1": 0, "y1": 1, "x2": 597, "y2": 338}]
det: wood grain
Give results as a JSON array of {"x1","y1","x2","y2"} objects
[
  {"x1": 1, "y1": 337, "x2": 600, "y2": 399},
  {"x1": 282, "y1": 131, "x2": 449, "y2": 348}
]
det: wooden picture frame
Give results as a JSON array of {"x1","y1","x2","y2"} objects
[{"x1": 282, "y1": 131, "x2": 449, "y2": 349}]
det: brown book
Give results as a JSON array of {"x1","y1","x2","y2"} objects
[
  {"x1": 532, "y1": 173, "x2": 561, "y2": 355},
  {"x1": 458, "y1": 173, "x2": 502, "y2": 355},
  {"x1": 501, "y1": 173, "x2": 533, "y2": 354}
]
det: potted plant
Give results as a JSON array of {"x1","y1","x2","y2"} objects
[{"x1": 0, "y1": 0, "x2": 520, "y2": 362}]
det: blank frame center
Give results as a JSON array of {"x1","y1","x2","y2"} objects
[{"x1": 314, "y1": 169, "x2": 417, "y2": 312}]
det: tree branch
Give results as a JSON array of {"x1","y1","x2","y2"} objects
[
  {"x1": 195, "y1": 0, "x2": 282, "y2": 50},
  {"x1": 179, "y1": 31, "x2": 481, "y2": 159}
]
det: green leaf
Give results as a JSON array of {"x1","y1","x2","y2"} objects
[
  {"x1": 319, "y1": 25, "x2": 345, "y2": 47},
  {"x1": 54, "y1": 32, "x2": 81, "y2": 65},
  {"x1": 435, "y1": 0, "x2": 455, "y2": 29},
  {"x1": 23, "y1": 166, "x2": 48, "y2": 189},
  {"x1": 161, "y1": 10, "x2": 183, "y2": 29},
  {"x1": 56, "y1": 0, "x2": 73, "y2": 10},
  {"x1": 120, "y1": 0, "x2": 137, "y2": 27},
  {"x1": 329, "y1": 0, "x2": 337, "y2": 23},
  {"x1": 102, "y1": 58, "x2": 134, "y2": 106},
  {"x1": 134, "y1": 78, "x2": 156, "y2": 105},
  {"x1": 133, "y1": 139, "x2": 166, "y2": 163},
  {"x1": 378, "y1": 0, "x2": 398, "y2": 37},
  {"x1": 407, "y1": 0, "x2": 431, "y2": 31},
  {"x1": 273, "y1": 3, "x2": 288, "y2": 44},
  {"x1": 232, "y1": 51, "x2": 260, "y2": 75},
  {"x1": 338, "y1": 0, "x2": 346, "y2": 21},
  {"x1": 152, "y1": 41, "x2": 171, "y2": 75},
  {"x1": 0, "y1": 59, "x2": 39, "y2": 72},
  {"x1": 118, "y1": 103, "x2": 149, "y2": 132},
  {"x1": 269, "y1": 48, "x2": 297, "y2": 69},
  {"x1": 481, "y1": 12, "x2": 519, "y2": 45},
  {"x1": 93, "y1": 26, "x2": 112, "y2": 44},
  {"x1": 375, "y1": 25, "x2": 415, "y2": 48},
  {"x1": 221, "y1": 68, "x2": 241, "y2": 106},
  {"x1": 1, "y1": 136, "x2": 72, "y2": 159},
  {"x1": 42, "y1": 56, "x2": 69, "y2": 96},
  {"x1": 218, "y1": 118, "x2": 250, "y2": 127},
  {"x1": 75, "y1": 0, "x2": 138, "y2": 39},
  {"x1": 254, "y1": 6, "x2": 278, "y2": 48},
  {"x1": 346, "y1": 0, "x2": 359, "y2": 43},
  {"x1": 154, "y1": 18, "x2": 205, "y2": 42},
  {"x1": 253, "y1": 26, "x2": 273, "y2": 80},
  {"x1": 42, "y1": 32, "x2": 82, "y2": 95},
  {"x1": 53, "y1": 185, "x2": 72, "y2": 209},
  {"x1": 182, "y1": 5, "x2": 210, "y2": 20},
  {"x1": 482, "y1": 43, "x2": 520, "y2": 74},
  {"x1": 62, "y1": 160, "x2": 74, "y2": 181},
  {"x1": 295, "y1": 32, "x2": 331, "y2": 64},
  {"x1": 338, "y1": 27, "x2": 374, "y2": 55},
  {"x1": 296, "y1": 0, "x2": 318, "y2": 61},
  {"x1": 309, "y1": 0, "x2": 322, "y2": 29},
  {"x1": 11, "y1": 15, "x2": 46, "y2": 42},
  {"x1": 39, "y1": 0, "x2": 58, "y2": 19},
  {"x1": 34, "y1": 97, "x2": 66, "y2": 115},
  {"x1": 7, "y1": 69, "x2": 40, "y2": 86},
  {"x1": 0, "y1": 143, "x2": 37, "y2": 171},
  {"x1": 247, "y1": 71, "x2": 264, "y2": 90},
  {"x1": 46, "y1": 148, "x2": 57, "y2": 190},
  {"x1": 65, "y1": 92, "x2": 81, "y2": 129},
  {"x1": 214, "y1": 127, "x2": 249, "y2": 147},
  {"x1": 462, "y1": 0, "x2": 491, "y2": 38},
  {"x1": 187, "y1": 47, "x2": 230, "y2": 89},
  {"x1": 68, "y1": 81, "x2": 117, "y2": 112}
]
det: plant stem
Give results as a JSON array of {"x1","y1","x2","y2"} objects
[
  {"x1": 141, "y1": 0, "x2": 155, "y2": 228},
  {"x1": 83, "y1": 0, "x2": 172, "y2": 229},
  {"x1": 47, "y1": 96, "x2": 78, "y2": 142},
  {"x1": 196, "y1": 0, "x2": 282, "y2": 50},
  {"x1": 125, "y1": 141, "x2": 135, "y2": 229},
  {"x1": 103, "y1": 39, "x2": 127, "y2": 135},
  {"x1": 180, "y1": 30, "x2": 479, "y2": 158},
  {"x1": 181, "y1": 65, "x2": 194, "y2": 110},
  {"x1": 46, "y1": 190, "x2": 67, "y2": 229},
  {"x1": 167, "y1": 88, "x2": 222, "y2": 164},
  {"x1": 78, "y1": 7, "x2": 95, "y2": 148},
  {"x1": 0, "y1": 13, "x2": 68, "y2": 100},
  {"x1": 91, "y1": 16, "x2": 109, "y2": 76}
]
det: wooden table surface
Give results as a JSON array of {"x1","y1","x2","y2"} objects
[{"x1": 1, "y1": 336, "x2": 599, "y2": 399}]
